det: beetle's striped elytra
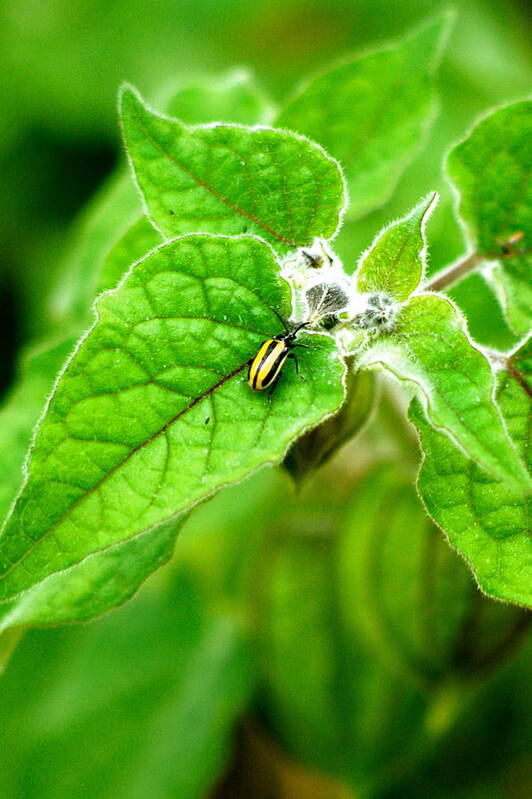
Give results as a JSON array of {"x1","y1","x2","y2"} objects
[{"x1": 248, "y1": 338, "x2": 292, "y2": 391}]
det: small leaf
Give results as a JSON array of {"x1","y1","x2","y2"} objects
[
  {"x1": 355, "y1": 194, "x2": 436, "y2": 300},
  {"x1": 276, "y1": 15, "x2": 450, "y2": 218},
  {"x1": 0, "y1": 235, "x2": 345, "y2": 600},
  {"x1": 411, "y1": 336, "x2": 532, "y2": 607},
  {"x1": 447, "y1": 100, "x2": 532, "y2": 335},
  {"x1": 358, "y1": 294, "x2": 531, "y2": 490},
  {"x1": 120, "y1": 86, "x2": 346, "y2": 253},
  {"x1": 165, "y1": 68, "x2": 273, "y2": 126}
]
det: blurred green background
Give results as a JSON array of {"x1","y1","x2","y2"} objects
[{"x1": 0, "y1": 1, "x2": 531, "y2": 797}]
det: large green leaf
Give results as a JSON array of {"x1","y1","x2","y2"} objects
[
  {"x1": 447, "y1": 100, "x2": 532, "y2": 336},
  {"x1": 355, "y1": 195, "x2": 436, "y2": 300},
  {"x1": 358, "y1": 294, "x2": 530, "y2": 491},
  {"x1": 276, "y1": 15, "x2": 450, "y2": 219},
  {"x1": 411, "y1": 336, "x2": 532, "y2": 607},
  {"x1": 120, "y1": 86, "x2": 346, "y2": 253},
  {"x1": 0, "y1": 234, "x2": 345, "y2": 600}
]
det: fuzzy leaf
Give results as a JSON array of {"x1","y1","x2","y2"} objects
[
  {"x1": 276, "y1": 15, "x2": 449, "y2": 218},
  {"x1": 447, "y1": 100, "x2": 532, "y2": 335},
  {"x1": 0, "y1": 234, "x2": 345, "y2": 600},
  {"x1": 411, "y1": 337, "x2": 532, "y2": 606},
  {"x1": 358, "y1": 294, "x2": 530, "y2": 490},
  {"x1": 120, "y1": 86, "x2": 346, "y2": 253},
  {"x1": 355, "y1": 194, "x2": 436, "y2": 300}
]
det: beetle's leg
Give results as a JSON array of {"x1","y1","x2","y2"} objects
[{"x1": 288, "y1": 353, "x2": 305, "y2": 380}]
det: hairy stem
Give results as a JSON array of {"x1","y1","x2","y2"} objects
[{"x1": 424, "y1": 252, "x2": 484, "y2": 292}]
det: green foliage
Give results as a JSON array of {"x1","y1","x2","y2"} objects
[
  {"x1": 356, "y1": 194, "x2": 435, "y2": 300},
  {"x1": 277, "y1": 16, "x2": 450, "y2": 218},
  {"x1": 1, "y1": 6, "x2": 531, "y2": 798},
  {"x1": 339, "y1": 467, "x2": 529, "y2": 679},
  {"x1": 120, "y1": 86, "x2": 346, "y2": 253},
  {"x1": 356, "y1": 227, "x2": 529, "y2": 490},
  {"x1": 0, "y1": 235, "x2": 345, "y2": 600},
  {"x1": 447, "y1": 100, "x2": 532, "y2": 336},
  {"x1": 411, "y1": 336, "x2": 532, "y2": 607},
  {"x1": 0, "y1": 564, "x2": 254, "y2": 799}
]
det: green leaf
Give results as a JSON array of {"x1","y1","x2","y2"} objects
[
  {"x1": 447, "y1": 100, "x2": 532, "y2": 335},
  {"x1": 119, "y1": 86, "x2": 346, "y2": 253},
  {"x1": 0, "y1": 566, "x2": 254, "y2": 799},
  {"x1": 95, "y1": 215, "x2": 162, "y2": 297},
  {"x1": 53, "y1": 71, "x2": 273, "y2": 326},
  {"x1": 411, "y1": 336, "x2": 532, "y2": 606},
  {"x1": 355, "y1": 194, "x2": 436, "y2": 300},
  {"x1": 0, "y1": 234, "x2": 345, "y2": 600},
  {"x1": 358, "y1": 294, "x2": 530, "y2": 490},
  {"x1": 0, "y1": 336, "x2": 78, "y2": 523},
  {"x1": 490, "y1": 252, "x2": 532, "y2": 337},
  {"x1": 276, "y1": 15, "x2": 450, "y2": 219},
  {"x1": 0, "y1": 517, "x2": 182, "y2": 633},
  {"x1": 338, "y1": 465, "x2": 529, "y2": 682}
]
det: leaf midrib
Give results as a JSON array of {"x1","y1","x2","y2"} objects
[{"x1": 132, "y1": 106, "x2": 299, "y2": 248}]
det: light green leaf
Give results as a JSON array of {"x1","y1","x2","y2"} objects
[
  {"x1": 411, "y1": 336, "x2": 532, "y2": 607},
  {"x1": 0, "y1": 234, "x2": 345, "y2": 600},
  {"x1": 0, "y1": 517, "x2": 182, "y2": 633},
  {"x1": 358, "y1": 293, "x2": 530, "y2": 490},
  {"x1": 276, "y1": 15, "x2": 450, "y2": 219},
  {"x1": 355, "y1": 194, "x2": 436, "y2": 300},
  {"x1": 447, "y1": 100, "x2": 532, "y2": 335},
  {"x1": 120, "y1": 86, "x2": 346, "y2": 253}
]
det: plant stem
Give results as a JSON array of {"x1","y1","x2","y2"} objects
[{"x1": 424, "y1": 251, "x2": 484, "y2": 292}]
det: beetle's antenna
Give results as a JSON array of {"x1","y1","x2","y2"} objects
[{"x1": 270, "y1": 306, "x2": 290, "y2": 333}]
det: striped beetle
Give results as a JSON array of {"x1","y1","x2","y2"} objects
[{"x1": 247, "y1": 310, "x2": 312, "y2": 394}]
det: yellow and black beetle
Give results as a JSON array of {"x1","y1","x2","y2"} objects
[{"x1": 248, "y1": 310, "x2": 312, "y2": 394}]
